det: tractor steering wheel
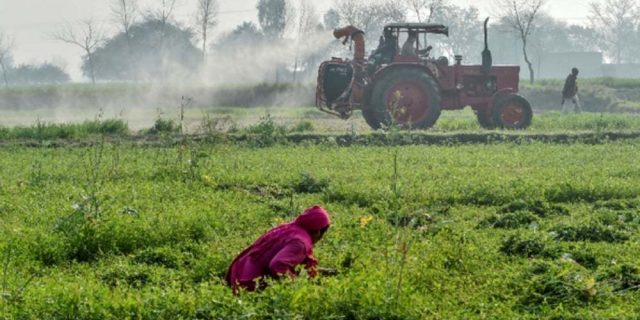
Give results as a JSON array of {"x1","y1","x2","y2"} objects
[{"x1": 418, "y1": 45, "x2": 433, "y2": 57}]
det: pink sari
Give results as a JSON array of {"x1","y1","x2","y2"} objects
[{"x1": 225, "y1": 206, "x2": 331, "y2": 293}]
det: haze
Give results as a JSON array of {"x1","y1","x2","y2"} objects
[{"x1": 1, "y1": 0, "x2": 596, "y2": 81}]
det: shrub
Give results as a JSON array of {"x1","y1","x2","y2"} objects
[
  {"x1": 550, "y1": 224, "x2": 629, "y2": 243},
  {"x1": 500, "y1": 233, "x2": 556, "y2": 258},
  {"x1": 480, "y1": 212, "x2": 539, "y2": 229},
  {"x1": 293, "y1": 172, "x2": 329, "y2": 193},
  {"x1": 519, "y1": 260, "x2": 597, "y2": 308},
  {"x1": 499, "y1": 199, "x2": 569, "y2": 217},
  {"x1": 598, "y1": 263, "x2": 640, "y2": 291},
  {"x1": 148, "y1": 118, "x2": 179, "y2": 135}
]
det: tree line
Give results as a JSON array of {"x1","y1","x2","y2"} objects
[{"x1": 1, "y1": 0, "x2": 640, "y2": 86}]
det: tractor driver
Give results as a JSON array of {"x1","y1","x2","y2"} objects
[
  {"x1": 370, "y1": 28, "x2": 397, "y2": 64},
  {"x1": 401, "y1": 30, "x2": 418, "y2": 57}
]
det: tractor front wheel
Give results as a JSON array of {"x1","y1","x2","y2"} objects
[
  {"x1": 368, "y1": 68, "x2": 441, "y2": 129},
  {"x1": 361, "y1": 107, "x2": 382, "y2": 130},
  {"x1": 476, "y1": 109, "x2": 495, "y2": 129},
  {"x1": 492, "y1": 94, "x2": 533, "y2": 129}
]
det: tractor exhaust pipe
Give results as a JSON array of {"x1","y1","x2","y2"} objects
[
  {"x1": 333, "y1": 26, "x2": 366, "y2": 62},
  {"x1": 482, "y1": 17, "x2": 492, "y2": 75}
]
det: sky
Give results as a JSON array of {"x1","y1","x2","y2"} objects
[{"x1": 0, "y1": 0, "x2": 598, "y2": 80}]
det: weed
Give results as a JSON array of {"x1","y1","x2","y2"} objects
[
  {"x1": 550, "y1": 224, "x2": 630, "y2": 243},
  {"x1": 293, "y1": 172, "x2": 329, "y2": 194},
  {"x1": 598, "y1": 263, "x2": 640, "y2": 292},
  {"x1": 481, "y1": 211, "x2": 539, "y2": 229},
  {"x1": 148, "y1": 118, "x2": 178, "y2": 135},
  {"x1": 290, "y1": 121, "x2": 314, "y2": 133},
  {"x1": 519, "y1": 260, "x2": 597, "y2": 308},
  {"x1": 499, "y1": 199, "x2": 569, "y2": 217},
  {"x1": 500, "y1": 233, "x2": 557, "y2": 258},
  {"x1": 134, "y1": 246, "x2": 186, "y2": 269}
]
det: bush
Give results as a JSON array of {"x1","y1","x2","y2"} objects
[
  {"x1": 480, "y1": 211, "x2": 539, "y2": 229},
  {"x1": 499, "y1": 199, "x2": 569, "y2": 217},
  {"x1": 519, "y1": 260, "x2": 597, "y2": 308},
  {"x1": 500, "y1": 233, "x2": 556, "y2": 258},
  {"x1": 293, "y1": 172, "x2": 329, "y2": 193},
  {"x1": 598, "y1": 263, "x2": 640, "y2": 291},
  {"x1": 148, "y1": 118, "x2": 179, "y2": 135},
  {"x1": 550, "y1": 223, "x2": 629, "y2": 243}
]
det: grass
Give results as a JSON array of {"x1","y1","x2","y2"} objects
[
  {"x1": 0, "y1": 119, "x2": 129, "y2": 140},
  {"x1": 1, "y1": 141, "x2": 640, "y2": 318}
]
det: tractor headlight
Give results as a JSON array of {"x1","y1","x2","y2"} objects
[{"x1": 485, "y1": 79, "x2": 497, "y2": 91}]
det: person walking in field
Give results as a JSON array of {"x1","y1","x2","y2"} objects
[
  {"x1": 225, "y1": 205, "x2": 331, "y2": 294},
  {"x1": 561, "y1": 67, "x2": 582, "y2": 113}
]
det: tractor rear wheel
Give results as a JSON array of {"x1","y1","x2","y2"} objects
[
  {"x1": 368, "y1": 68, "x2": 441, "y2": 129},
  {"x1": 492, "y1": 94, "x2": 532, "y2": 129}
]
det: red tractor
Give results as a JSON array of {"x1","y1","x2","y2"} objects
[{"x1": 316, "y1": 19, "x2": 533, "y2": 130}]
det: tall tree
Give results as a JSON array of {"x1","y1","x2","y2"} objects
[
  {"x1": 291, "y1": 0, "x2": 319, "y2": 81},
  {"x1": 112, "y1": 0, "x2": 138, "y2": 41},
  {"x1": 150, "y1": 0, "x2": 180, "y2": 28},
  {"x1": 10, "y1": 63, "x2": 70, "y2": 85},
  {"x1": 111, "y1": 0, "x2": 138, "y2": 78},
  {"x1": 333, "y1": 0, "x2": 406, "y2": 44},
  {"x1": 0, "y1": 32, "x2": 14, "y2": 87},
  {"x1": 323, "y1": 9, "x2": 340, "y2": 30},
  {"x1": 257, "y1": 0, "x2": 287, "y2": 39},
  {"x1": 493, "y1": 0, "x2": 545, "y2": 83},
  {"x1": 52, "y1": 20, "x2": 104, "y2": 84},
  {"x1": 196, "y1": 0, "x2": 219, "y2": 59},
  {"x1": 85, "y1": 18, "x2": 202, "y2": 81},
  {"x1": 404, "y1": 0, "x2": 447, "y2": 23},
  {"x1": 588, "y1": 0, "x2": 640, "y2": 63},
  {"x1": 432, "y1": 5, "x2": 482, "y2": 63}
]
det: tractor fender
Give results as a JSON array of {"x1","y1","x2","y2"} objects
[
  {"x1": 366, "y1": 64, "x2": 439, "y2": 105},
  {"x1": 490, "y1": 88, "x2": 517, "y2": 107}
]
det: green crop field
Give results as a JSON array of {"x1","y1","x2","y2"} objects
[{"x1": 1, "y1": 118, "x2": 640, "y2": 319}]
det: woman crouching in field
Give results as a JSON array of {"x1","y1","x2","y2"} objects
[{"x1": 225, "y1": 205, "x2": 331, "y2": 293}]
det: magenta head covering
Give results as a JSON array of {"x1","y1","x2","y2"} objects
[{"x1": 294, "y1": 205, "x2": 331, "y2": 231}]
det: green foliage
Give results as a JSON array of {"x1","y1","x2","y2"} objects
[
  {"x1": 598, "y1": 263, "x2": 640, "y2": 291},
  {"x1": 550, "y1": 223, "x2": 630, "y2": 243},
  {"x1": 0, "y1": 119, "x2": 128, "y2": 140},
  {"x1": 500, "y1": 233, "x2": 555, "y2": 258},
  {"x1": 293, "y1": 172, "x2": 329, "y2": 193},
  {"x1": 481, "y1": 211, "x2": 539, "y2": 229},
  {"x1": 147, "y1": 118, "x2": 179, "y2": 135},
  {"x1": 519, "y1": 260, "x2": 597, "y2": 308},
  {"x1": 1, "y1": 141, "x2": 640, "y2": 318}
]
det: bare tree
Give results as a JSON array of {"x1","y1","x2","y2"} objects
[
  {"x1": 494, "y1": 0, "x2": 545, "y2": 83},
  {"x1": 52, "y1": 20, "x2": 105, "y2": 84},
  {"x1": 156, "y1": 0, "x2": 179, "y2": 27},
  {"x1": 196, "y1": 0, "x2": 219, "y2": 58},
  {"x1": 112, "y1": 0, "x2": 138, "y2": 79},
  {"x1": 291, "y1": 0, "x2": 319, "y2": 81},
  {"x1": 404, "y1": 0, "x2": 447, "y2": 23},
  {"x1": 112, "y1": 0, "x2": 138, "y2": 47},
  {"x1": 589, "y1": 0, "x2": 640, "y2": 63},
  {"x1": 0, "y1": 32, "x2": 14, "y2": 87},
  {"x1": 112, "y1": 0, "x2": 138, "y2": 36},
  {"x1": 433, "y1": 5, "x2": 482, "y2": 63},
  {"x1": 334, "y1": 0, "x2": 405, "y2": 40}
]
